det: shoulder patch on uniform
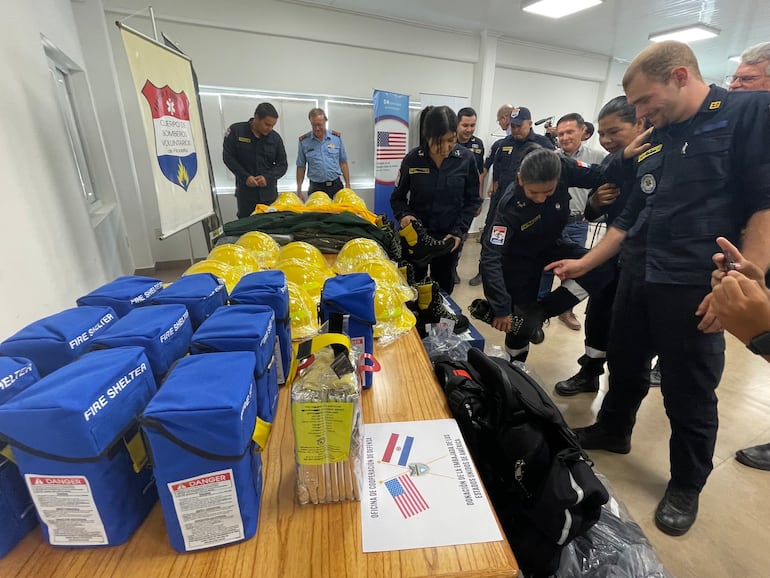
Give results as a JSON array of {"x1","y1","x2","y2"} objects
[
  {"x1": 453, "y1": 149, "x2": 461, "y2": 157},
  {"x1": 409, "y1": 167, "x2": 430, "y2": 174},
  {"x1": 637, "y1": 143, "x2": 662, "y2": 163},
  {"x1": 490, "y1": 226, "x2": 507, "y2": 245},
  {"x1": 238, "y1": 136, "x2": 251, "y2": 143},
  {"x1": 576, "y1": 160, "x2": 590, "y2": 168},
  {"x1": 225, "y1": 127, "x2": 231, "y2": 137},
  {"x1": 709, "y1": 100, "x2": 721, "y2": 110},
  {"x1": 332, "y1": 130, "x2": 341, "y2": 137}
]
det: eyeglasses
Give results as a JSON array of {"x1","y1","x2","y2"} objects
[{"x1": 725, "y1": 74, "x2": 767, "y2": 84}]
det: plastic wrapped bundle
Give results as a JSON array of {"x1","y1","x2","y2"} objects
[{"x1": 290, "y1": 334, "x2": 362, "y2": 505}]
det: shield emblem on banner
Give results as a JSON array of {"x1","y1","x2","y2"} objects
[{"x1": 141, "y1": 81, "x2": 197, "y2": 191}]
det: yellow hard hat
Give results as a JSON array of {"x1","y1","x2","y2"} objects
[
  {"x1": 182, "y1": 260, "x2": 249, "y2": 294},
  {"x1": 374, "y1": 285, "x2": 416, "y2": 338},
  {"x1": 333, "y1": 188, "x2": 367, "y2": 210},
  {"x1": 354, "y1": 259, "x2": 416, "y2": 302},
  {"x1": 287, "y1": 281, "x2": 319, "y2": 340},
  {"x1": 305, "y1": 191, "x2": 333, "y2": 208},
  {"x1": 277, "y1": 241, "x2": 328, "y2": 271},
  {"x1": 236, "y1": 232, "x2": 280, "y2": 268},
  {"x1": 334, "y1": 238, "x2": 388, "y2": 274},
  {"x1": 276, "y1": 259, "x2": 333, "y2": 301},
  {"x1": 271, "y1": 191, "x2": 303, "y2": 209},
  {"x1": 208, "y1": 244, "x2": 260, "y2": 271}
]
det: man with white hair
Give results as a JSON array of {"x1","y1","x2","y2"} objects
[
  {"x1": 727, "y1": 41, "x2": 770, "y2": 91},
  {"x1": 728, "y1": 40, "x2": 770, "y2": 472}
]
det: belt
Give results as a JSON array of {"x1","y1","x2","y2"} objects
[
  {"x1": 567, "y1": 213, "x2": 585, "y2": 224},
  {"x1": 311, "y1": 179, "x2": 341, "y2": 187}
]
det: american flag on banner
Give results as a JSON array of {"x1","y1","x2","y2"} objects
[
  {"x1": 376, "y1": 131, "x2": 407, "y2": 160},
  {"x1": 384, "y1": 474, "x2": 429, "y2": 519}
]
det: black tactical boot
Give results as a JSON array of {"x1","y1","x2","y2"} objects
[
  {"x1": 510, "y1": 303, "x2": 547, "y2": 345},
  {"x1": 655, "y1": 485, "x2": 699, "y2": 536},
  {"x1": 555, "y1": 369, "x2": 600, "y2": 396},
  {"x1": 415, "y1": 278, "x2": 469, "y2": 336},
  {"x1": 399, "y1": 220, "x2": 454, "y2": 266}
]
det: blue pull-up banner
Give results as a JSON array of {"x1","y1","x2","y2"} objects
[{"x1": 372, "y1": 90, "x2": 409, "y2": 222}]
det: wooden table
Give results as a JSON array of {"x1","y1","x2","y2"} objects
[{"x1": 0, "y1": 331, "x2": 519, "y2": 577}]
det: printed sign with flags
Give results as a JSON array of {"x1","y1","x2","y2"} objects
[
  {"x1": 373, "y1": 90, "x2": 409, "y2": 221},
  {"x1": 141, "y1": 82, "x2": 197, "y2": 191},
  {"x1": 384, "y1": 473, "x2": 429, "y2": 519}
]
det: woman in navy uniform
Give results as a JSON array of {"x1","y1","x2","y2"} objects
[
  {"x1": 480, "y1": 147, "x2": 614, "y2": 362},
  {"x1": 391, "y1": 106, "x2": 481, "y2": 293}
]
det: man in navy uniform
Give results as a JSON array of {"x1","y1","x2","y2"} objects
[
  {"x1": 223, "y1": 102, "x2": 288, "y2": 218},
  {"x1": 546, "y1": 40, "x2": 770, "y2": 536},
  {"x1": 296, "y1": 108, "x2": 351, "y2": 199}
]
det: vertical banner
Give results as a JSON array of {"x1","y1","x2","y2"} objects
[
  {"x1": 119, "y1": 25, "x2": 214, "y2": 239},
  {"x1": 373, "y1": 90, "x2": 409, "y2": 222}
]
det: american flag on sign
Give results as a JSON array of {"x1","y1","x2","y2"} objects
[
  {"x1": 385, "y1": 474, "x2": 429, "y2": 519},
  {"x1": 376, "y1": 131, "x2": 407, "y2": 160}
]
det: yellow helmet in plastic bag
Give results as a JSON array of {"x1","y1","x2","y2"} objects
[
  {"x1": 334, "y1": 238, "x2": 388, "y2": 274},
  {"x1": 374, "y1": 285, "x2": 416, "y2": 338},
  {"x1": 354, "y1": 259, "x2": 416, "y2": 302},
  {"x1": 236, "y1": 231, "x2": 280, "y2": 268},
  {"x1": 208, "y1": 244, "x2": 260, "y2": 271},
  {"x1": 334, "y1": 188, "x2": 367, "y2": 210},
  {"x1": 305, "y1": 191, "x2": 333, "y2": 208},
  {"x1": 271, "y1": 191, "x2": 303, "y2": 209},
  {"x1": 276, "y1": 259, "x2": 332, "y2": 301},
  {"x1": 182, "y1": 260, "x2": 249, "y2": 294},
  {"x1": 287, "y1": 281, "x2": 319, "y2": 339},
  {"x1": 277, "y1": 241, "x2": 328, "y2": 271}
]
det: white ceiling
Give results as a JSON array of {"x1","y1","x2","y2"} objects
[{"x1": 282, "y1": 0, "x2": 770, "y2": 82}]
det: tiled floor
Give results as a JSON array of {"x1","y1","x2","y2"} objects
[
  {"x1": 157, "y1": 236, "x2": 770, "y2": 577},
  {"x1": 451, "y1": 237, "x2": 770, "y2": 578}
]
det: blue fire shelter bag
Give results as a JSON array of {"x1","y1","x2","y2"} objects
[
  {"x1": 229, "y1": 271, "x2": 291, "y2": 386},
  {"x1": 320, "y1": 273, "x2": 377, "y2": 389},
  {"x1": 0, "y1": 347, "x2": 158, "y2": 548},
  {"x1": 148, "y1": 273, "x2": 227, "y2": 329},
  {"x1": 140, "y1": 352, "x2": 263, "y2": 553},
  {"x1": 190, "y1": 305, "x2": 278, "y2": 449},
  {"x1": 0, "y1": 306, "x2": 118, "y2": 377},
  {"x1": 88, "y1": 304, "x2": 193, "y2": 383},
  {"x1": 0, "y1": 357, "x2": 40, "y2": 558},
  {"x1": 77, "y1": 275, "x2": 164, "y2": 318}
]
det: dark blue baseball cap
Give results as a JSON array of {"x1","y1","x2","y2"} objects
[{"x1": 510, "y1": 106, "x2": 532, "y2": 125}]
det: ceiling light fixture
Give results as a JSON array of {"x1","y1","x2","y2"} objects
[
  {"x1": 521, "y1": 0, "x2": 602, "y2": 19},
  {"x1": 648, "y1": 23, "x2": 720, "y2": 43}
]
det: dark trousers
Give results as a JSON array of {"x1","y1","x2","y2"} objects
[
  {"x1": 579, "y1": 259, "x2": 620, "y2": 375},
  {"x1": 309, "y1": 178, "x2": 343, "y2": 198},
  {"x1": 599, "y1": 269, "x2": 724, "y2": 492},
  {"x1": 414, "y1": 245, "x2": 461, "y2": 295},
  {"x1": 236, "y1": 187, "x2": 278, "y2": 219}
]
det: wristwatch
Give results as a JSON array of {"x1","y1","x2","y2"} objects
[{"x1": 747, "y1": 331, "x2": 770, "y2": 355}]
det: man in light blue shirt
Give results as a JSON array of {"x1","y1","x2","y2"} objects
[{"x1": 296, "y1": 108, "x2": 350, "y2": 199}]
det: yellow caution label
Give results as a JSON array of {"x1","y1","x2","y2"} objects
[{"x1": 292, "y1": 402, "x2": 354, "y2": 465}]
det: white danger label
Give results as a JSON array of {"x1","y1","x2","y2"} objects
[
  {"x1": 168, "y1": 468, "x2": 244, "y2": 551},
  {"x1": 25, "y1": 474, "x2": 108, "y2": 546}
]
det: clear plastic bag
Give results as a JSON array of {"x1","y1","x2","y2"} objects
[
  {"x1": 421, "y1": 321, "x2": 471, "y2": 361},
  {"x1": 290, "y1": 333, "x2": 363, "y2": 505},
  {"x1": 557, "y1": 473, "x2": 673, "y2": 578}
]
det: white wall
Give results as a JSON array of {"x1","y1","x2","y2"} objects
[{"x1": 0, "y1": 0, "x2": 132, "y2": 337}]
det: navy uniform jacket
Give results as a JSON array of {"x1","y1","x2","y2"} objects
[
  {"x1": 584, "y1": 150, "x2": 634, "y2": 226},
  {"x1": 484, "y1": 138, "x2": 505, "y2": 172},
  {"x1": 390, "y1": 145, "x2": 482, "y2": 239},
  {"x1": 612, "y1": 85, "x2": 770, "y2": 286},
  {"x1": 481, "y1": 155, "x2": 606, "y2": 317},
  {"x1": 458, "y1": 135, "x2": 485, "y2": 174},
  {"x1": 223, "y1": 121, "x2": 288, "y2": 197},
  {"x1": 492, "y1": 130, "x2": 556, "y2": 195}
]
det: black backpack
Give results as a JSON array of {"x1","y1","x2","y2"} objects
[{"x1": 434, "y1": 348, "x2": 609, "y2": 577}]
